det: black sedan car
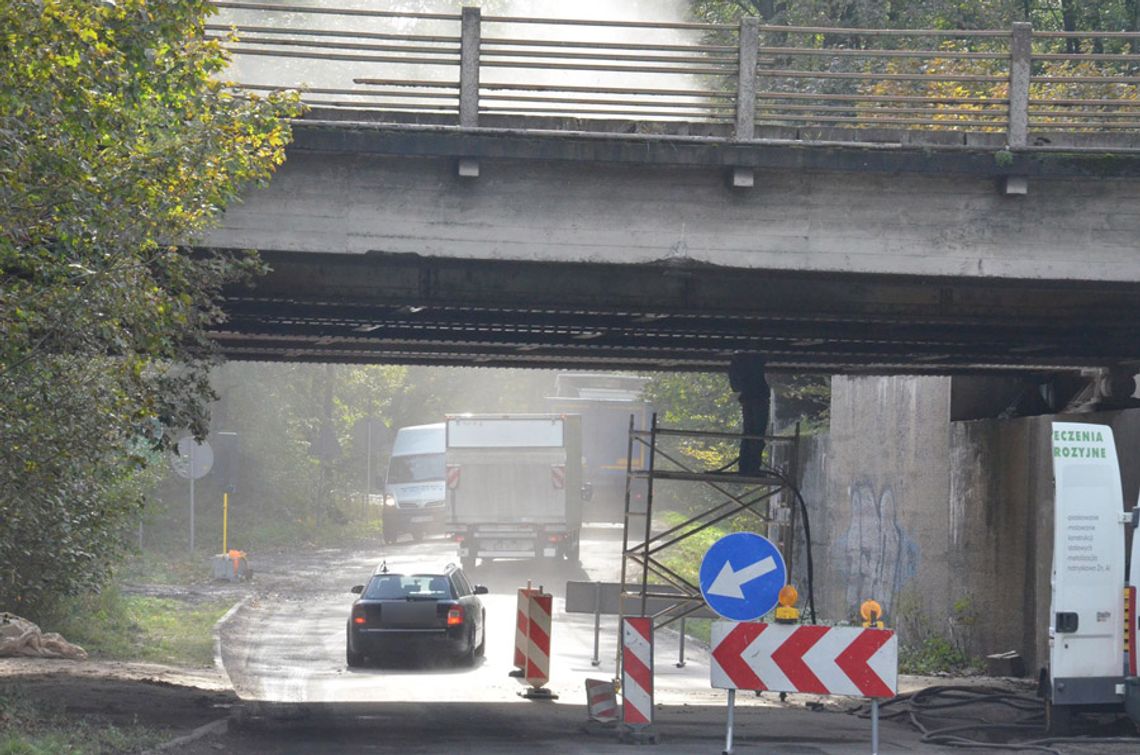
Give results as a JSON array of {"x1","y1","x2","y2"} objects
[{"x1": 346, "y1": 562, "x2": 487, "y2": 667}]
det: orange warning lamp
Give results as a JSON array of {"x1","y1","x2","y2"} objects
[
  {"x1": 775, "y1": 584, "x2": 800, "y2": 623},
  {"x1": 861, "y1": 599, "x2": 884, "y2": 629}
]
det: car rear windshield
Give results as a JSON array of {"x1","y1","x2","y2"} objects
[{"x1": 363, "y1": 574, "x2": 453, "y2": 600}]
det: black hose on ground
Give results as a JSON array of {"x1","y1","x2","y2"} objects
[{"x1": 854, "y1": 685, "x2": 1139, "y2": 754}]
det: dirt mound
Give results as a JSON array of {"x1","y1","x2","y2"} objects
[{"x1": 0, "y1": 657, "x2": 238, "y2": 732}]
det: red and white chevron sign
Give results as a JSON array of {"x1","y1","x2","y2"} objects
[{"x1": 711, "y1": 621, "x2": 897, "y2": 698}]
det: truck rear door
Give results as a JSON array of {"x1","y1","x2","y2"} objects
[{"x1": 447, "y1": 417, "x2": 567, "y2": 524}]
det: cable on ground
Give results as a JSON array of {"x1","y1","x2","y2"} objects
[{"x1": 853, "y1": 685, "x2": 1138, "y2": 754}]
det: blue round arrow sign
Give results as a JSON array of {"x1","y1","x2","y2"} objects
[{"x1": 699, "y1": 532, "x2": 787, "y2": 621}]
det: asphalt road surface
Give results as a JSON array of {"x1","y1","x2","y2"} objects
[
  {"x1": 210, "y1": 527, "x2": 1140, "y2": 753},
  {"x1": 219, "y1": 524, "x2": 719, "y2": 707}
]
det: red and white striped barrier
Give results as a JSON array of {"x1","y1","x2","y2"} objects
[
  {"x1": 514, "y1": 587, "x2": 533, "y2": 671},
  {"x1": 711, "y1": 622, "x2": 897, "y2": 697},
  {"x1": 621, "y1": 617, "x2": 654, "y2": 727},
  {"x1": 512, "y1": 586, "x2": 555, "y2": 698},
  {"x1": 526, "y1": 591, "x2": 553, "y2": 688},
  {"x1": 585, "y1": 678, "x2": 618, "y2": 723}
]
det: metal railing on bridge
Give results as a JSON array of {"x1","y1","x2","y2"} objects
[{"x1": 211, "y1": 2, "x2": 1140, "y2": 147}]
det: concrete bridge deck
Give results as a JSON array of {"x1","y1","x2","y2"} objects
[
  {"x1": 205, "y1": 4, "x2": 1140, "y2": 373},
  {"x1": 208, "y1": 112, "x2": 1140, "y2": 374}
]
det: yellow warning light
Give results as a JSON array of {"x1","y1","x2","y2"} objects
[
  {"x1": 775, "y1": 585, "x2": 801, "y2": 624},
  {"x1": 778, "y1": 585, "x2": 799, "y2": 607},
  {"x1": 861, "y1": 599, "x2": 885, "y2": 629}
]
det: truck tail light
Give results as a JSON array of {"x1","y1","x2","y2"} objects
[
  {"x1": 446, "y1": 464, "x2": 461, "y2": 490},
  {"x1": 551, "y1": 464, "x2": 565, "y2": 490},
  {"x1": 447, "y1": 606, "x2": 464, "y2": 626}
]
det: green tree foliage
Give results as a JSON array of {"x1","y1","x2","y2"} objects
[
  {"x1": 0, "y1": 0, "x2": 300, "y2": 614},
  {"x1": 645, "y1": 371, "x2": 828, "y2": 436},
  {"x1": 692, "y1": 1, "x2": 1139, "y2": 32},
  {"x1": 144, "y1": 364, "x2": 561, "y2": 551},
  {"x1": 688, "y1": 3, "x2": 1137, "y2": 148},
  {"x1": 643, "y1": 371, "x2": 827, "y2": 484},
  {"x1": 147, "y1": 364, "x2": 822, "y2": 543}
]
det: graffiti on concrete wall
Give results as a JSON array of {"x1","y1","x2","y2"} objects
[{"x1": 834, "y1": 481, "x2": 920, "y2": 614}]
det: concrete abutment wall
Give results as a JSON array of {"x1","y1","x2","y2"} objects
[{"x1": 798, "y1": 376, "x2": 1140, "y2": 672}]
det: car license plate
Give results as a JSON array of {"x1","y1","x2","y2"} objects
[
  {"x1": 492, "y1": 539, "x2": 530, "y2": 550},
  {"x1": 411, "y1": 515, "x2": 433, "y2": 523}
]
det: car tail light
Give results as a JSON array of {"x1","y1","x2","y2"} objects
[
  {"x1": 453, "y1": 534, "x2": 464, "y2": 543},
  {"x1": 352, "y1": 607, "x2": 366, "y2": 625},
  {"x1": 547, "y1": 534, "x2": 563, "y2": 543},
  {"x1": 447, "y1": 606, "x2": 464, "y2": 626}
]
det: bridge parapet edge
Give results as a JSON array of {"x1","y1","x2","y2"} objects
[{"x1": 288, "y1": 111, "x2": 1140, "y2": 179}]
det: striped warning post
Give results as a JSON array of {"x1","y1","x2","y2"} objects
[
  {"x1": 585, "y1": 678, "x2": 618, "y2": 723},
  {"x1": 514, "y1": 587, "x2": 533, "y2": 671},
  {"x1": 622, "y1": 617, "x2": 653, "y2": 727},
  {"x1": 511, "y1": 586, "x2": 556, "y2": 698},
  {"x1": 526, "y1": 591, "x2": 553, "y2": 688}
]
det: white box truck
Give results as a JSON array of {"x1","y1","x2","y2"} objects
[
  {"x1": 445, "y1": 414, "x2": 583, "y2": 571},
  {"x1": 545, "y1": 373, "x2": 651, "y2": 522}
]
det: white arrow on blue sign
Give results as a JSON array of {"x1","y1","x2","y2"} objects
[{"x1": 699, "y1": 532, "x2": 787, "y2": 622}]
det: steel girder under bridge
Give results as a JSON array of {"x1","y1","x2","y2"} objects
[{"x1": 213, "y1": 250, "x2": 1140, "y2": 375}]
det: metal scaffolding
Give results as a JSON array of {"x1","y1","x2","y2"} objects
[{"x1": 617, "y1": 413, "x2": 802, "y2": 643}]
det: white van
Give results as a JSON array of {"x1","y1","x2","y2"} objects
[{"x1": 383, "y1": 423, "x2": 446, "y2": 544}]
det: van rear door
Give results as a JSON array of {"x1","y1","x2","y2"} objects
[{"x1": 1049, "y1": 422, "x2": 1126, "y2": 704}]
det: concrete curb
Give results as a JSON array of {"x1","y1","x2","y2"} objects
[
  {"x1": 212, "y1": 594, "x2": 253, "y2": 685},
  {"x1": 144, "y1": 716, "x2": 228, "y2": 753},
  {"x1": 143, "y1": 595, "x2": 252, "y2": 754}
]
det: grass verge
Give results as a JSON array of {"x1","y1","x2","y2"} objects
[
  {"x1": 0, "y1": 686, "x2": 169, "y2": 755},
  {"x1": 125, "y1": 516, "x2": 387, "y2": 585},
  {"x1": 45, "y1": 587, "x2": 232, "y2": 667}
]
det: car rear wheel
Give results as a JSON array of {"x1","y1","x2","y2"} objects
[
  {"x1": 458, "y1": 627, "x2": 478, "y2": 666},
  {"x1": 383, "y1": 529, "x2": 398, "y2": 545},
  {"x1": 346, "y1": 643, "x2": 365, "y2": 668},
  {"x1": 474, "y1": 613, "x2": 486, "y2": 657},
  {"x1": 460, "y1": 555, "x2": 476, "y2": 572}
]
